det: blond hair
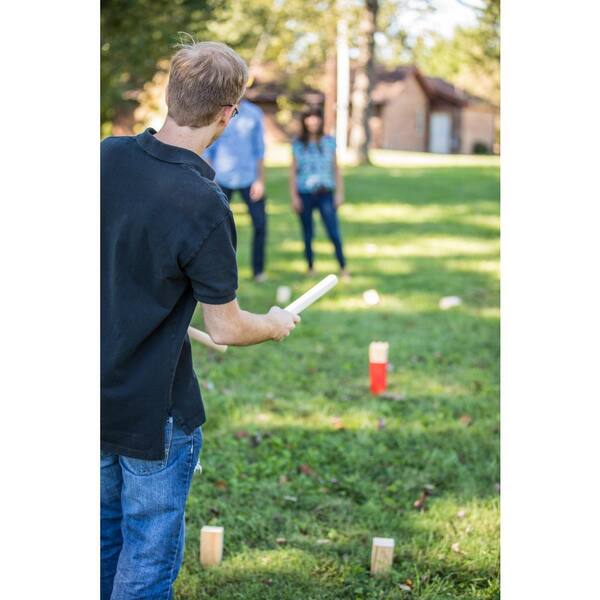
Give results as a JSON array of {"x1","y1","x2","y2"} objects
[{"x1": 166, "y1": 41, "x2": 248, "y2": 128}]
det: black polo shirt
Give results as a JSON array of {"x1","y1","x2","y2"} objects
[{"x1": 101, "y1": 128, "x2": 238, "y2": 460}]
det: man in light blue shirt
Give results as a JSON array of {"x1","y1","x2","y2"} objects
[{"x1": 205, "y1": 99, "x2": 268, "y2": 281}]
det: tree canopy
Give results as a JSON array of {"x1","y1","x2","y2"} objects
[
  {"x1": 101, "y1": 0, "x2": 500, "y2": 135},
  {"x1": 411, "y1": 0, "x2": 499, "y2": 104},
  {"x1": 101, "y1": 0, "x2": 214, "y2": 132}
]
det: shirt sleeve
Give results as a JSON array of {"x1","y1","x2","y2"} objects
[
  {"x1": 183, "y1": 214, "x2": 238, "y2": 304},
  {"x1": 252, "y1": 111, "x2": 265, "y2": 162}
]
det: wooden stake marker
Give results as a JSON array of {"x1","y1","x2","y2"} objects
[
  {"x1": 369, "y1": 341, "x2": 389, "y2": 395},
  {"x1": 200, "y1": 526, "x2": 224, "y2": 567},
  {"x1": 370, "y1": 537, "x2": 394, "y2": 575}
]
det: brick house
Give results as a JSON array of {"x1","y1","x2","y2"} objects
[{"x1": 245, "y1": 65, "x2": 497, "y2": 154}]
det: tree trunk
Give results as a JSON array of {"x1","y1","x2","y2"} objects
[
  {"x1": 349, "y1": 0, "x2": 378, "y2": 165},
  {"x1": 323, "y1": 52, "x2": 337, "y2": 136}
]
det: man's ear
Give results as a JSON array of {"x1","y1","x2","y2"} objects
[{"x1": 216, "y1": 107, "x2": 229, "y2": 126}]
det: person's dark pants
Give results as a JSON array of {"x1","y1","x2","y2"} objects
[
  {"x1": 220, "y1": 186, "x2": 267, "y2": 277},
  {"x1": 298, "y1": 189, "x2": 346, "y2": 270}
]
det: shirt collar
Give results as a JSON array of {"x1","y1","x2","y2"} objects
[{"x1": 136, "y1": 128, "x2": 215, "y2": 180}]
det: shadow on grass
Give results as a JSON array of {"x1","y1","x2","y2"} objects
[
  {"x1": 266, "y1": 218, "x2": 499, "y2": 246},
  {"x1": 177, "y1": 161, "x2": 499, "y2": 599},
  {"x1": 175, "y1": 421, "x2": 499, "y2": 600}
]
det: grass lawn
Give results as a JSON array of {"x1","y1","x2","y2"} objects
[{"x1": 177, "y1": 150, "x2": 500, "y2": 599}]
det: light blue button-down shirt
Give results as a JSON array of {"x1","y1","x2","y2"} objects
[{"x1": 204, "y1": 100, "x2": 265, "y2": 189}]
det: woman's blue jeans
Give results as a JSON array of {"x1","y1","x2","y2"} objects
[
  {"x1": 100, "y1": 417, "x2": 202, "y2": 600},
  {"x1": 298, "y1": 190, "x2": 346, "y2": 269}
]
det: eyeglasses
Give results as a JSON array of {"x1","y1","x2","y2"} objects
[{"x1": 221, "y1": 104, "x2": 239, "y2": 118}]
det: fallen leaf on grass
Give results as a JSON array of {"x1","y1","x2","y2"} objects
[
  {"x1": 414, "y1": 485, "x2": 434, "y2": 510},
  {"x1": 413, "y1": 492, "x2": 428, "y2": 510},
  {"x1": 298, "y1": 464, "x2": 314, "y2": 476},
  {"x1": 380, "y1": 391, "x2": 406, "y2": 402},
  {"x1": 458, "y1": 415, "x2": 473, "y2": 427},
  {"x1": 214, "y1": 480, "x2": 228, "y2": 491},
  {"x1": 331, "y1": 416, "x2": 345, "y2": 430}
]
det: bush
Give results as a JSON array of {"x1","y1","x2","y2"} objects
[{"x1": 472, "y1": 141, "x2": 492, "y2": 155}]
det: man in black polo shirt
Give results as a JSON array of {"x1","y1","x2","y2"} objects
[{"x1": 101, "y1": 41, "x2": 299, "y2": 600}]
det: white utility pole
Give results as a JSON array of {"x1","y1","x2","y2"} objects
[{"x1": 336, "y1": 0, "x2": 350, "y2": 162}]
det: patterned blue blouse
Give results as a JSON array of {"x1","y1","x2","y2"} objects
[{"x1": 292, "y1": 135, "x2": 336, "y2": 193}]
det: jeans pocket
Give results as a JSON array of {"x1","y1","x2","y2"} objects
[
  {"x1": 193, "y1": 427, "x2": 204, "y2": 475},
  {"x1": 120, "y1": 418, "x2": 174, "y2": 476}
]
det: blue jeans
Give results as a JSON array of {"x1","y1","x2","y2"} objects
[
  {"x1": 101, "y1": 417, "x2": 203, "y2": 600},
  {"x1": 220, "y1": 185, "x2": 267, "y2": 276},
  {"x1": 298, "y1": 190, "x2": 346, "y2": 269}
]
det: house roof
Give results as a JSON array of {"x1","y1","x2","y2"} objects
[
  {"x1": 423, "y1": 75, "x2": 470, "y2": 105},
  {"x1": 369, "y1": 66, "x2": 472, "y2": 107},
  {"x1": 245, "y1": 64, "x2": 492, "y2": 109},
  {"x1": 245, "y1": 81, "x2": 324, "y2": 105}
]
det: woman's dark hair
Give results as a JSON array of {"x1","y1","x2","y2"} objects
[{"x1": 299, "y1": 106, "x2": 325, "y2": 148}]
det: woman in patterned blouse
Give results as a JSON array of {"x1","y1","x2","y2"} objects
[{"x1": 289, "y1": 107, "x2": 349, "y2": 278}]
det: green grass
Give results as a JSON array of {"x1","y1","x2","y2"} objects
[{"x1": 178, "y1": 151, "x2": 500, "y2": 599}]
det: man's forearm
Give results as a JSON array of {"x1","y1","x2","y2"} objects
[
  {"x1": 202, "y1": 300, "x2": 275, "y2": 346},
  {"x1": 211, "y1": 309, "x2": 274, "y2": 346}
]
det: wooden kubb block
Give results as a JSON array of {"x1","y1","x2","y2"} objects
[
  {"x1": 370, "y1": 537, "x2": 394, "y2": 575},
  {"x1": 200, "y1": 526, "x2": 224, "y2": 567}
]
